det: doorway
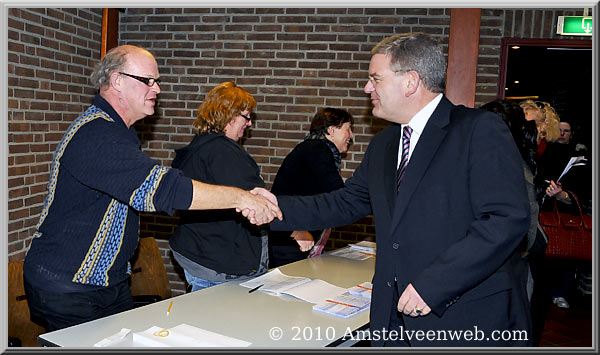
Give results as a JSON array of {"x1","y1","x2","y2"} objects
[{"x1": 498, "y1": 38, "x2": 593, "y2": 150}]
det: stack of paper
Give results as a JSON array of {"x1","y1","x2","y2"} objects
[
  {"x1": 240, "y1": 268, "x2": 346, "y2": 304},
  {"x1": 329, "y1": 247, "x2": 373, "y2": 260},
  {"x1": 132, "y1": 324, "x2": 251, "y2": 347},
  {"x1": 348, "y1": 241, "x2": 376, "y2": 254},
  {"x1": 348, "y1": 282, "x2": 373, "y2": 299},
  {"x1": 312, "y1": 293, "x2": 371, "y2": 318}
]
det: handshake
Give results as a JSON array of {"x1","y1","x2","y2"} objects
[
  {"x1": 237, "y1": 187, "x2": 283, "y2": 225},
  {"x1": 236, "y1": 187, "x2": 315, "y2": 251},
  {"x1": 236, "y1": 187, "x2": 315, "y2": 252}
]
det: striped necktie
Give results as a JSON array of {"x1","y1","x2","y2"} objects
[{"x1": 396, "y1": 125, "x2": 413, "y2": 192}]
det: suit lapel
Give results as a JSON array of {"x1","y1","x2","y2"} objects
[{"x1": 391, "y1": 97, "x2": 453, "y2": 227}]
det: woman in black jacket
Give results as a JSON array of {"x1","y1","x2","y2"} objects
[
  {"x1": 169, "y1": 81, "x2": 270, "y2": 292},
  {"x1": 268, "y1": 107, "x2": 354, "y2": 268}
]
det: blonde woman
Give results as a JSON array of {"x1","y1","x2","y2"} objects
[{"x1": 520, "y1": 100, "x2": 560, "y2": 156}]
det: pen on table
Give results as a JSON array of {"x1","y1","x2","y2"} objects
[
  {"x1": 248, "y1": 284, "x2": 264, "y2": 293},
  {"x1": 166, "y1": 300, "x2": 173, "y2": 316}
]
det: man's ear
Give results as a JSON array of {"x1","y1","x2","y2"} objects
[
  {"x1": 109, "y1": 71, "x2": 122, "y2": 91},
  {"x1": 405, "y1": 70, "x2": 420, "y2": 96}
]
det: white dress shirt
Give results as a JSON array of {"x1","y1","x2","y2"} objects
[{"x1": 397, "y1": 93, "x2": 443, "y2": 169}]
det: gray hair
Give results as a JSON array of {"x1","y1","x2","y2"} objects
[
  {"x1": 90, "y1": 46, "x2": 130, "y2": 89},
  {"x1": 371, "y1": 32, "x2": 446, "y2": 93}
]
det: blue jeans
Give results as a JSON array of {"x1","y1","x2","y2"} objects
[{"x1": 184, "y1": 269, "x2": 224, "y2": 292}]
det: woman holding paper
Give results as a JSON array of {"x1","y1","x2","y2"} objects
[
  {"x1": 537, "y1": 121, "x2": 590, "y2": 313},
  {"x1": 539, "y1": 121, "x2": 590, "y2": 210},
  {"x1": 268, "y1": 107, "x2": 354, "y2": 268},
  {"x1": 168, "y1": 82, "x2": 271, "y2": 292}
]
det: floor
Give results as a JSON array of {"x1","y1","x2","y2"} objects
[
  {"x1": 530, "y1": 258, "x2": 594, "y2": 348},
  {"x1": 351, "y1": 278, "x2": 594, "y2": 348},
  {"x1": 538, "y1": 290, "x2": 593, "y2": 347}
]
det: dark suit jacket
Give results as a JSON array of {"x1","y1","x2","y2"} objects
[{"x1": 271, "y1": 97, "x2": 532, "y2": 346}]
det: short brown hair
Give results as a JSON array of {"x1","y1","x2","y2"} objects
[
  {"x1": 193, "y1": 81, "x2": 256, "y2": 134},
  {"x1": 308, "y1": 107, "x2": 353, "y2": 138}
]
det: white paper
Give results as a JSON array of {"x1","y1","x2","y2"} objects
[
  {"x1": 240, "y1": 268, "x2": 347, "y2": 304},
  {"x1": 348, "y1": 282, "x2": 373, "y2": 299},
  {"x1": 94, "y1": 328, "x2": 131, "y2": 347},
  {"x1": 557, "y1": 156, "x2": 587, "y2": 182},
  {"x1": 329, "y1": 247, "x2": 373, "y2": 260},
  {"x1": 313, "y1": 293, "x2": 371, "y2": 318},
  {"x1": 239, "y1": 268, "x2": 311, "y2": 295},
  {"x1": 279, "y1": 279, "x2": 346, "y2": 304},
  {"x1": 348, "y1": 241, "x2": 376, "y2": 253},
  {"x1": 132, "y1": 324, "x2": 251, "y2": 347}
]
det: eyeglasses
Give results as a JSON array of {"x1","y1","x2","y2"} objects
[
  {"x1": 240, "y1": 113, "x2": 252, "y2": 121},
  {"x1": 367, "y1": 69, "x2": 413, "y2": 85},
  {"x1": 119, "y1": 72, "x2": 161, "y2": 87}
]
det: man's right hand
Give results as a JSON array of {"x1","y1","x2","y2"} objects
[
  {"x1": 238, "y1": 189, "x2": 282, "y2": 225},
  {"x1": 189, "y1": 180, "x2": 282, "y2": 225}
]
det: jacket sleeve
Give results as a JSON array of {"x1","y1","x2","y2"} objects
[
  {"x1": 61, "y1": 125, "x2": 193, "y2": 215},
  {"x1": 271, "y1": 141, "x2": 373, "y2": 232}
]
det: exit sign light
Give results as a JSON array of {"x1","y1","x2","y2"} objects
[{"x1": 557, "y1": 16, "x2": 593, "y2": 36}]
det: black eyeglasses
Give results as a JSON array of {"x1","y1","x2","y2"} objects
[
  {"x1": 119, "y1": 72, "x2": 161, "y2": 87},
  {"x1": 240, "y1": 113, "x2": 252, "y2": 121}
]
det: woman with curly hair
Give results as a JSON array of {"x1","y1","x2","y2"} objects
[
  {"x1": 519, "y1": 99, "x2": 560, "y2": 157},
  {"x1": 168, "y1": 81, "x2": 273, "y2": 292}
]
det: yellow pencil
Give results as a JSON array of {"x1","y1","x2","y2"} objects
[{"x1": 167, "y1": 300, "x2": 173, "y2": 316}]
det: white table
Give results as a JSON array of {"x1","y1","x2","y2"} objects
[{"x1": 38, "y1": 250, "x2": 375, "y2": 348}]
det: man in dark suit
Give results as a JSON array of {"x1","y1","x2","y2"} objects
[{"x1": 266, "y1": 32, "x2": 532, "y2": 346}]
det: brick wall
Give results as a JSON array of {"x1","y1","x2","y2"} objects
[
  {"x1": 7, "y1": 7, "x2": 591, "y2": 295},
  {"x1": 7, "y1": 8, "x2": 103, "y2": 261},
  {"x1": 121, "y1": 7, "x2": 453, "y2": 294}
]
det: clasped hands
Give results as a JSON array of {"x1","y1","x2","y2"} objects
[
  {"x1": 238, "y1": 189, "x2": 314, "y2": 251},
  {"x1": 236, "y1": 187, "x2": 282, "y2": 225}
]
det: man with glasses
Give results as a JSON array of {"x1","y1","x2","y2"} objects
[
  {"x1": 268, "y1": 32, "x2": 532, "y2": 346},
  {"x1": 23, "y1": 45, "x2": 281, "y2": 332}
]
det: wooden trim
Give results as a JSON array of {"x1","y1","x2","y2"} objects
[
  {"x1": 101, "y1": 8, "x2": 120, "y2": 58},
  {"x1": 445, "y1": 8, "x2": 481, "y2": 108},
  {"x1": 497, "y1": 38, "x2": 592, "y2": 99}
]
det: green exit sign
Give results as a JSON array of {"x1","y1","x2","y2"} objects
[{"x1": 557, "y1": 16, "x2": 593, "y2": 36}]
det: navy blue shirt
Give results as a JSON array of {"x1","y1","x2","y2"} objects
[{"x1": 24, "y1": 95, "x2": 193, "y2": 292}]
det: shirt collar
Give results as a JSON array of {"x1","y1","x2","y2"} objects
[
  {"x1": 402, "y1": 93, "x2": 443, "y2": 135},
  {"x1": 93, "y1": 94, "x2": 128, "y2": 129}
]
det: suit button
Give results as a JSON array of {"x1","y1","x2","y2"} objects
[
  {"x1": 387, "y1": 282, "x2": 392, "y2": 287},
  {"x1": 392, "y1": 243, "x2": 399, "y2": 249}
]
